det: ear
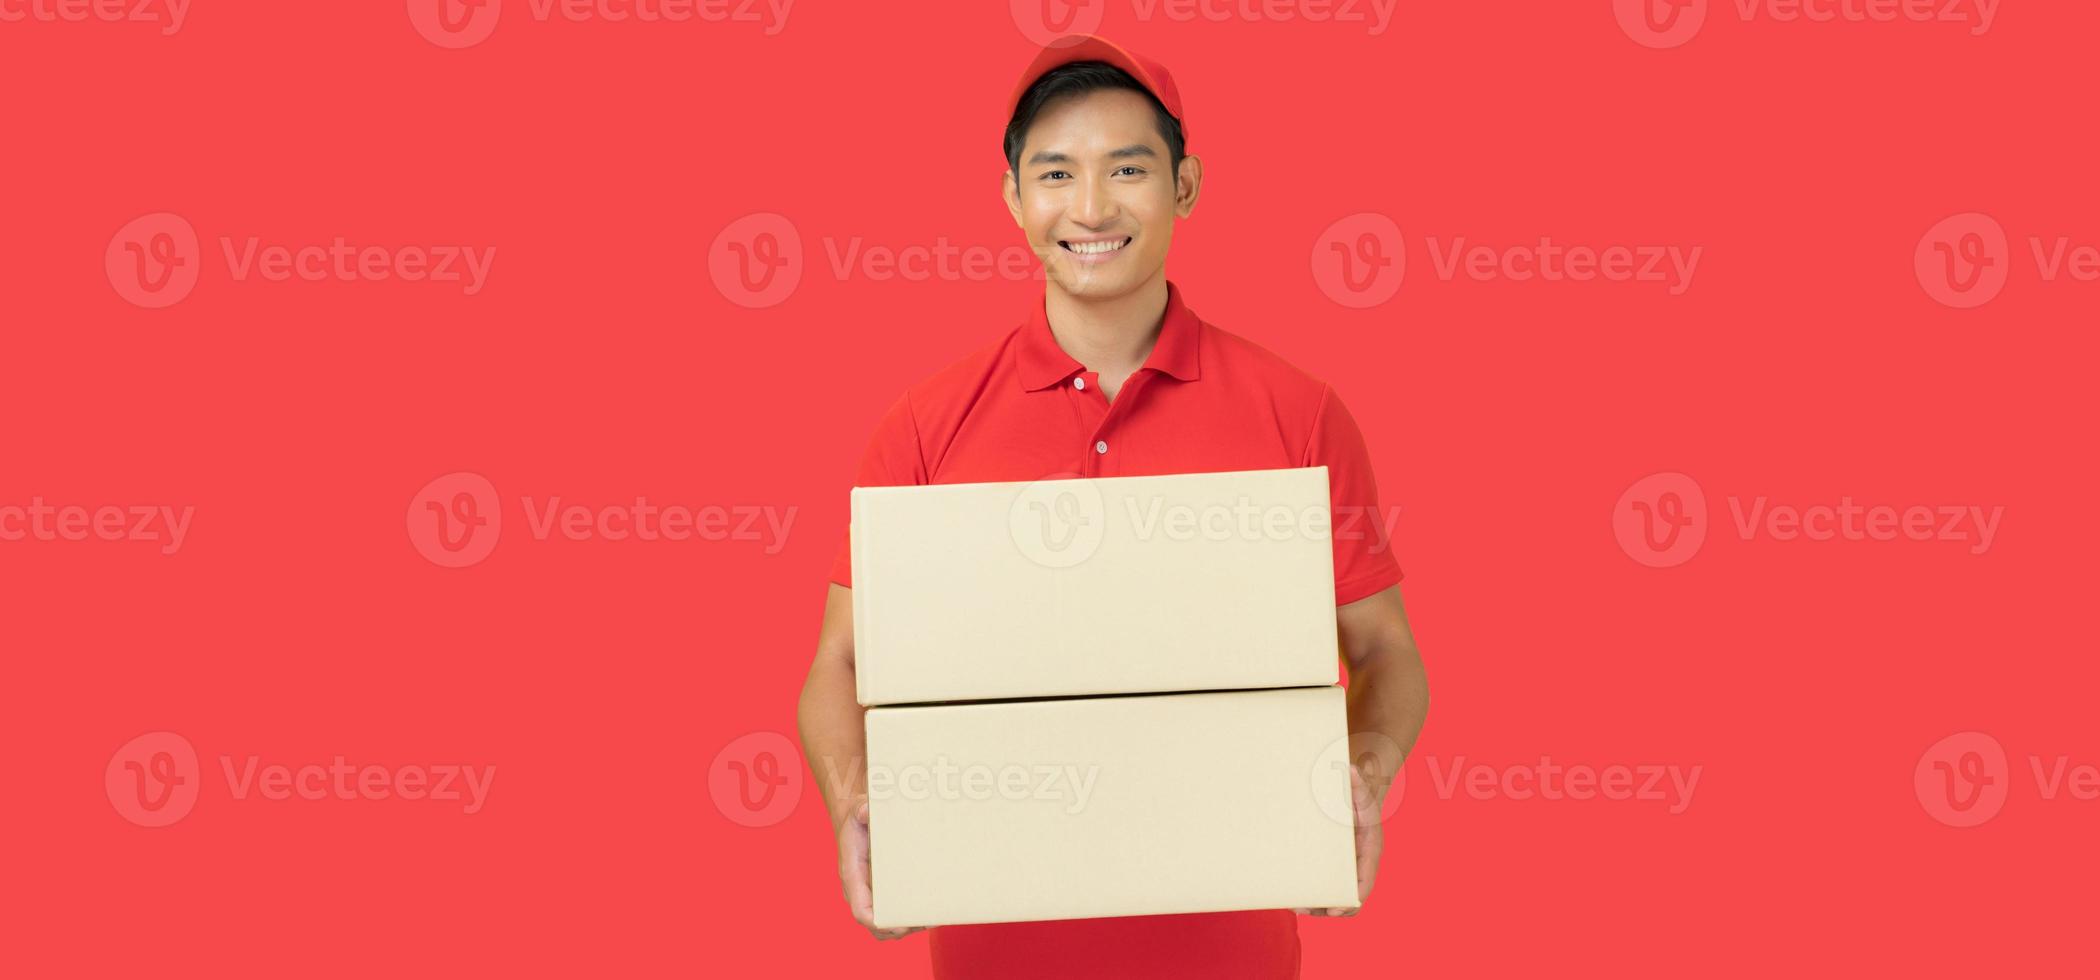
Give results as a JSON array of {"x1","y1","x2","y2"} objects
[
  {"x1": 1002, "y1": 169, "x2": 1024, "y2": 228},
  {"x1": 1174, "y1": 155, "x2": 1203, "y2": 218}
]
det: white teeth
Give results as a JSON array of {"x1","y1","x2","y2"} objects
[{"x1": 1065, "y1": 238, "x2": 1129, "y2": 255}]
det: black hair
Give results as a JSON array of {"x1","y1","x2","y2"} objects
[{"x1": 1004, "y1": 61, "x2": 1187, "y2": 180}]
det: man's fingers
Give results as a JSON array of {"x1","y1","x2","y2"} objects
[
  {"x1": 844, "y1": 870, "x2": 874, "y2": 926},
  {"x1": 842, "y1": 797, "x2": 891, "y2": 935},
  {"x1": 1349, "y1": 764, "x2": 1382, "y2": 823},
  {"x1": 840, "y1": 825, "x2": 874, "y2": 926}
]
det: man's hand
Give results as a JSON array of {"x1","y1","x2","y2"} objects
[
  {"x1": 1296, "y1": 584, "x2": 1426, "y2": 919},
  {"x1": 1294, "y1": 762, "x2": 1383, "y2": 918},
  {"x1": 839, "y1": 798, "x2": 925, "y2": 941}
]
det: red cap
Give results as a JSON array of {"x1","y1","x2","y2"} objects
[{"x1": 1007, "y1": 34, "x2": 1186, "y2": 144}]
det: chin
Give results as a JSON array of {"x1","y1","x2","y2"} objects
[{"x1": 1051, "y1": 265, "x2": 1142, "y2": 300}]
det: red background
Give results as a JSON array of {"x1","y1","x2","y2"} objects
[{"x1": 4, "y1": 0, "x2": 2095, "y2": 975}]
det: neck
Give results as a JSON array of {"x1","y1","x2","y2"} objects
[{"x1": 1043, "y1": 273, "x2": 1170, "y2": 379}]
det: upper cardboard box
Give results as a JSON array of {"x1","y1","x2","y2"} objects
[{"x1": 850, "y1": 466, "x2": 1340, "y2": 705}]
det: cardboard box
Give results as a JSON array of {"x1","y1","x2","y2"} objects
[
  {"x1": 865, "y1": 686, "x2": 1360, "y2": 928},
  {"x1": 851, "y1": 467, "x2": 1339, "y2": 705}
]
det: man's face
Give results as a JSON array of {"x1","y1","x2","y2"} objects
[{"x1": 1005, "y1": 88, "x2": 1199, "y2": 300}]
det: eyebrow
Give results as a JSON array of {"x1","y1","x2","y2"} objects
[{"x1": 1025, "y1": 144, "x2": 1160, "y2": 167}]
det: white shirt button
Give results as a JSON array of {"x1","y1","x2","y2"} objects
[
  {"x1": 1073, "y1": 377, "x2": 1086, "y2": 390},
  {"x1": 1094, "y1": 440, "x2": 1108, "y2": 454}
]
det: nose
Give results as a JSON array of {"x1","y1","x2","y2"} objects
[{"x1": 1071, "y1": 172, "x2": 1119, "y2": 229}]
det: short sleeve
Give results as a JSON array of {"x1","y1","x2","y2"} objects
[
  {"x1": 1303, "y1": 385, "x2": 1403, "y2": 605},
  {"x1": 828, "y1": 393, "x2": 928, "y2": 589}
]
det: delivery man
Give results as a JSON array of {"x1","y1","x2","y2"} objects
[{"x1": 796, "y1": 34, "x2": 1430, "y2": 979}]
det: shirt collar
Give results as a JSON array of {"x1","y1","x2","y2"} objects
[{"x1": 1016, "y1": 280, "x2": 1204, "y2": 391}]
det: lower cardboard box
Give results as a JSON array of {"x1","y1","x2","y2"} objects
[{"x1": 865, "y1": 686, "x2": 1360, "y2": 929}]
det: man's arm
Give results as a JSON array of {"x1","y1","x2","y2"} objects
[
  {"x1": 797, "y1": 583, "x2": 922, "y2": 940},
  {"x1": 1339, "y1": 583, "x2": 1429, "y2": 795},
  {"x1": 1306, "y1": 583, "x2": 1428, "y2": 915}
]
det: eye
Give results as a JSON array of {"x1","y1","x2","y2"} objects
[
  {"x1": 1115, "y1": 166, "x2": 1146, "y2": 177},
  {"x1": 1039, "y1": 170, "x2": 1071, "y2": 181}
]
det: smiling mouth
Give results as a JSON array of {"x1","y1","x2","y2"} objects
[{"x1": 1060, "y1": 236, "x2": 1132, "y2": 255}]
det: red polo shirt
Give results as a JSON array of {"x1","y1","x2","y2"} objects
[{"x1": 829, "y1": 280, "x2": 1402, "y2": 979}]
